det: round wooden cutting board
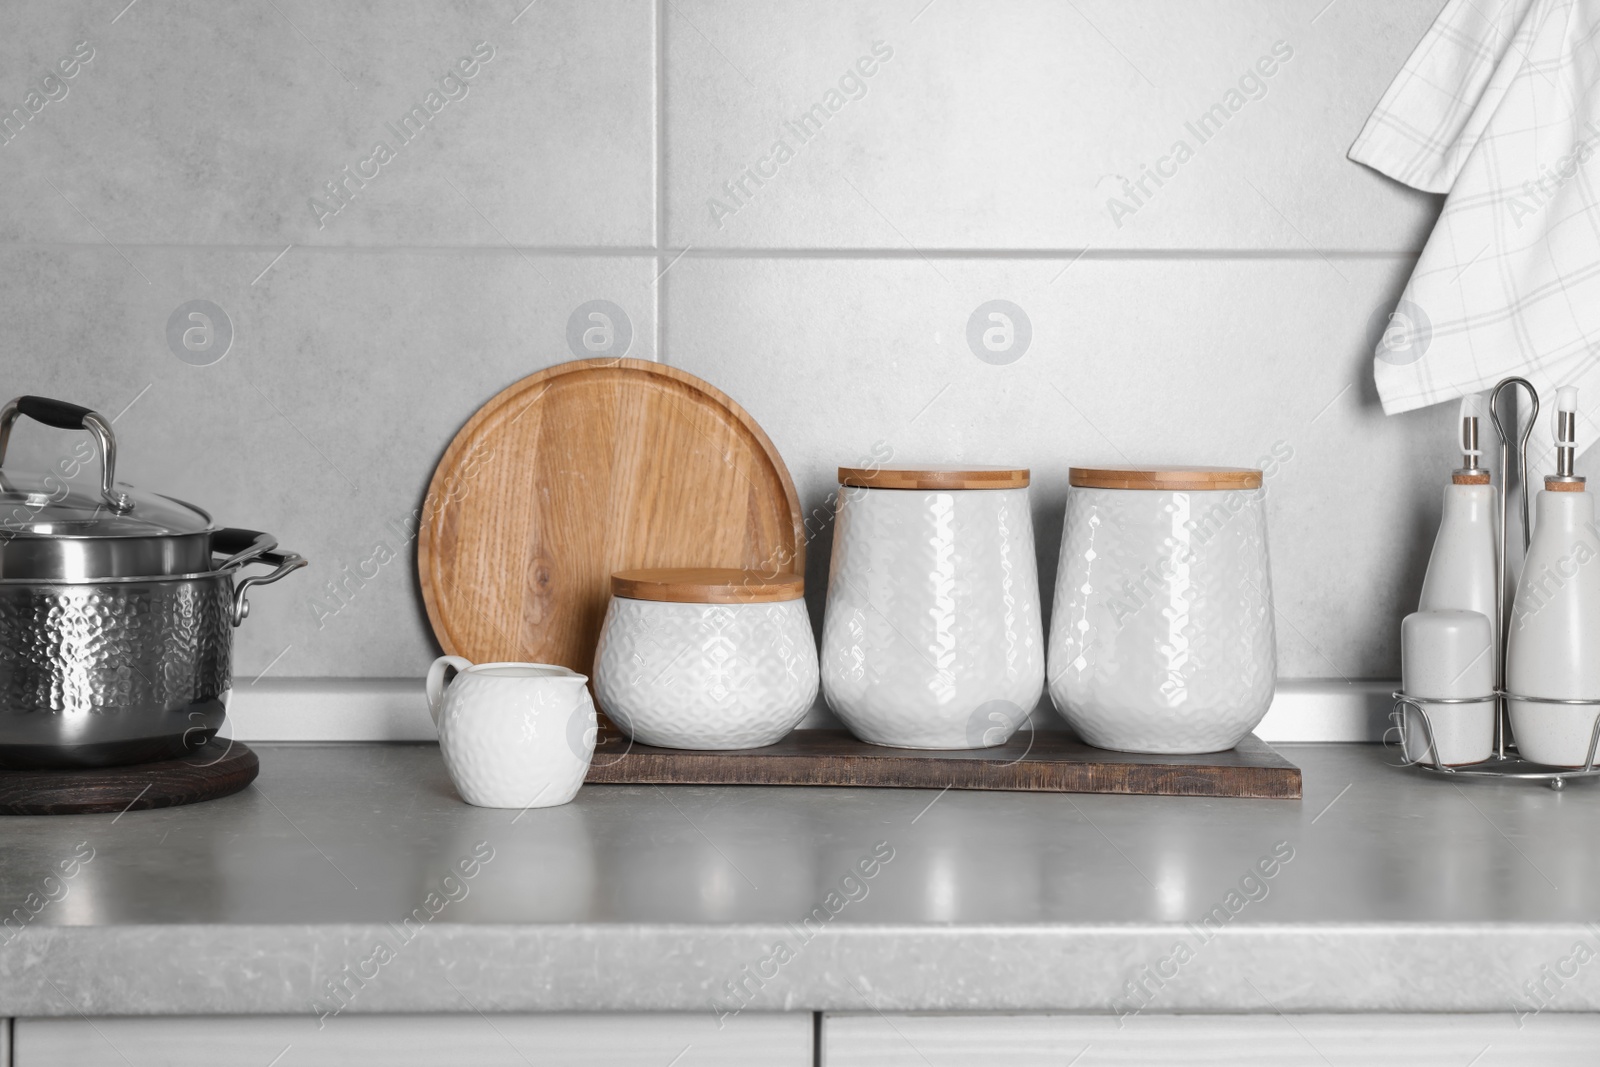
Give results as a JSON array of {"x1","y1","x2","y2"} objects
[{"x1": 418, "y1": 358, "x2": 806, "y2": 675}]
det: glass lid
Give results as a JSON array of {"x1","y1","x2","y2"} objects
[
  {"x1": 0, "y1": 396, "x2": 214, "y2": 546},
  {"x1": 0, "y1": 469, "x2": 212, "y2": 539}
]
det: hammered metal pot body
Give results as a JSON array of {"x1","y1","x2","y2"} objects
[
  {"x1": 594, "y1": 596, "x2": 819, "y2": 750},
  {"x1": 821, "y1": 486, "x2": 1045, "y2": 750},
  {"x1": 0, "y1": 574, "x2": 235, "y2": 768},
  {"x1": 1047, "y1": 486, "x2": 1277, "y2": 754}
]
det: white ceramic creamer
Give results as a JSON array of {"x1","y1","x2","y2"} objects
[{"x1": 426, "y1": 657, "x2": 596, "y2": 808}]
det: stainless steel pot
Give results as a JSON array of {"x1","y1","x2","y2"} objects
[{"x1": 0, "y1": 396, "x2": 306, "y2": 769}]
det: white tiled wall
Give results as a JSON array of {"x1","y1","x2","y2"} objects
[{"x1": 0, "y1": 0, "x2": 1453, "y2": 687}]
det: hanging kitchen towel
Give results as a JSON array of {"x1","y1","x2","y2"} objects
[{"x1": 1349, "y1": 0, "x2": 1600, "y2": 471}]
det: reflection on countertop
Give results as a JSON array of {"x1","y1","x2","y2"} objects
[
  {"x1": 5, "y1": 741, "x2": 1600, "y2": 1015},
  {"x1": 6, "y1": 742, "x2": 1594, "y2": 926}
]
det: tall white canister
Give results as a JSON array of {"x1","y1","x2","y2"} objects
[
  {"x1": 821, "y1": 465, "x2": 1045, "y2": 749},
  {"x1": 1048, "y1": 466, "x2": 1276, "y2": 754}
]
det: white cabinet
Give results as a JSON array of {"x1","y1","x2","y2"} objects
[
  {"x1": 14, "y1": 1013, "x2": 810, "y2": 1067},
  {"x1": 821, "y1": 1013, "x2": 1600, "y2": 1066},
  {"x1": 31, "y1": 1010, "x2": 1600, "y2": 1065}
]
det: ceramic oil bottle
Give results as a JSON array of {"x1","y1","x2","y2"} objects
[
  {"x1": 1505, "y1": 387, "x2": 1600, "y2": 766},
  {"x1": 1418, "y1": 394, "x2": 1499, "y2": 647}
]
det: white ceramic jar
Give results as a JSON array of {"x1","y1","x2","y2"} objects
[
  {"x1": 1048, "y1": 467, "x2": 1276, "y2": 754},
  {"x1": 593, "y1": 568, "x2": 818, "y2": 750},
  {"x1": 821, "y1": 466, "x2": 1045, "y2": 749}
]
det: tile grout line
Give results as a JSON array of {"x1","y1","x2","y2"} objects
[
  {"x1": 654, "y1": 0, "x2": 668, "y2": 364},
  {"x1": 0, "y1": 243, "x2": 1425, "y2": 262}
]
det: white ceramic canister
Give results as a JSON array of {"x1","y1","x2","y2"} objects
[
  {"x1": 1048, "y1": 466, "x2": 1276, "y2": 754},
  {"x1": 820, "y1": 466, "x2": 1045, "y2": 750},
  {"x1": 593, "y1": 568, "x2": 819, "y2": 750}
]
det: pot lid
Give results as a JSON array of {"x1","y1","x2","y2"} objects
[
  {"x1": 611, "y1": 567, "x2": 805, "y2": 604},
  {"x1": 0, "y1": 469, "x2": 212, "y2": 539},
  {"x1": 0, "y1": 396, "x2": 214, "y2": 550},
  {"x1": 837, "y1": 465, "x2": 1030, "y2": 490},
  {"x1": 1069, "y1": 466, "x2": 1263, "y2": 491}
]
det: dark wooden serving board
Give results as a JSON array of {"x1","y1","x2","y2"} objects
[
  {"x1": 0, "y1": 739, "x2": 259, "y2": 816},
  {"x1": 585, "y1": 729, "x2": 1301, "y2": 799}
]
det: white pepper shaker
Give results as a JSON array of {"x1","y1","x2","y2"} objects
[{"x1": 1400, "y1": 609, "x2": 1495, "y2": 766}]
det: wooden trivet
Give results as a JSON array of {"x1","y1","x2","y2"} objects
[{"x1": 0, "y1": 739, "x2": 259, "y2": 816}]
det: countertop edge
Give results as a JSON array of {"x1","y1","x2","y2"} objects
[{"x1": 7, "y1": 921, "x2": 1597, "y2": 1016}]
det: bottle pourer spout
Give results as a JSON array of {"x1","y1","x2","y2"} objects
[
  {"x1": 1453, "y1": 393, "x2": 1490, "y2": 484},
  {"x1": 1460, "y1": 393, "x2": 1483, "y2": 470},
  {"x1": 1545, "y1": 385, "x2": 1585, "y2": 491},
  {"x1": 1556, "y1": 386, "x2": 1579, "y2": 479}
]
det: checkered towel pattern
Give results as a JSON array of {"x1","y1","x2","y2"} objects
[{"x1": 1350, "y1": 0, "x2": 1600, "y2": 471}]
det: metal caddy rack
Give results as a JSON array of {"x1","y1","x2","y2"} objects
[{"x1": 1391, "y1": 377, "x2": 1600, "y2": 788}]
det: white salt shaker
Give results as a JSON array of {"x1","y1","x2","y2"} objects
[{"x1": 1400, "y1": 610, "x2": 1495, "y2": 766}]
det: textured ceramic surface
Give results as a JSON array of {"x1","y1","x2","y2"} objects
[
  {"x1": 594, "y1": 596, "x2": 818, "y2": 750},
  {"x1": 426, "y1": 657, "x2": 596, "y2": 809},
  {"x1": 1048, "y1": 485, "x2": 1276, "y2": 754},
  {"x1": 821, "y1": 486, "x2": 1044, "y2": 749}
]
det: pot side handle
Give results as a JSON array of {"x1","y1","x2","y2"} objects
[
  {"x1": 231, "y1": 549, "x2": 308, "y2": 626},
  {"x1": 212, "y1": 528, "x2": 279, "y2": 570}
]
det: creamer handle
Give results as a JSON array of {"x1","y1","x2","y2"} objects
[{"x1": 426, "y1": 656, "x2": 473, "y2": 726}]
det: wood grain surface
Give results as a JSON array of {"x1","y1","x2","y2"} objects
[
  {"x1": 611, "y1": 567, "x2": 805, "y2": 604},
  {"x1": 418, "y1": 359, "x2": 805, "y2": 675},
  {"x1": 585, "y1": 729, "x2": 1301, "y2": 799},
  {"x1": 0, "y1": 739, "x2": 259, "y2": 816},
  {"x1": 1069, "y1": 467, "x2": 1263, "y2": 491},
  {"x1": 837, "y1": 466, "x2": 1029, "y2": 490}
]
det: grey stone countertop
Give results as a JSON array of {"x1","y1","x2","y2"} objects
[{"x1": 4, "y1": 741, "x2": 1600, "y2": 1018}]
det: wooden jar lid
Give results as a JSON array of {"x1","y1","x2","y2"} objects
[
  {"x1": 611, "y1": 567, "x2": 804, "y2": 604},
  {"x1": 837, "y1": 466, "x2": 1029, "y2": 490},
  {"x1": 1069, "y1": 466, "x2": 1263, "y2": 491}
]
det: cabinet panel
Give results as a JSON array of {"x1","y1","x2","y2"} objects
[
  {"x1": 822, "y1": 1013, "x2": 1600, "y2": 1066},
  {"x1": 16, "y1": 1013, "x2": 809, "y2": 1067}
]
